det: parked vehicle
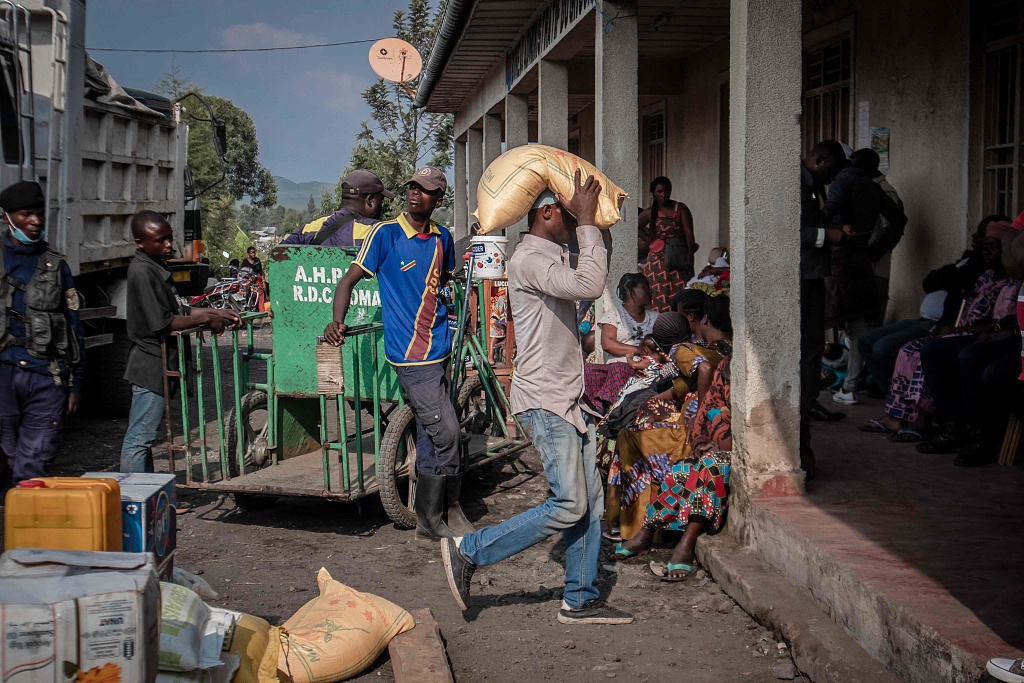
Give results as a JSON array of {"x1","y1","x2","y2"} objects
[
  {"x1": 0, "y1": 1, "x2": 219, "y2": 414},
  {"x1": 189, "y1": 271, "x2": 262, "y2": 313}
]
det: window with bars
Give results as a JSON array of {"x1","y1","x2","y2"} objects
[
  {"x1": 983, "y1": 0, "x2": 1024, "y2": 217},
  {"x1": 803, "y1": 36, "x2": 852, "y2": 153},
  {"x1": 642, "y1": 104, "x2": 666, "y2": 198}
]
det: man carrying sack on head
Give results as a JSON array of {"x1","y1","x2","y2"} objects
[
  {"x1": 323, "y1": 167, "x2": 472, "y2": 541},
  {"x1": 0, "y1": 180, "x2": 85, "y2": 483},
  {"x1": 439, "y1": 173, "x2": 635, "y2": 626}
]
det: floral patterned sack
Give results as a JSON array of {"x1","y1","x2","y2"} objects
[{"x1": 270, "y1": 568, "x2": 414, "y2": 683}]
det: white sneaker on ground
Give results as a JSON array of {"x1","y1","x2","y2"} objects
[
  {"x1": 833, "y1": 389, "x2": 858, "y2": 406},
  {"x1": 988, "y1": 658, "x2": 1024, "y2": 682}
]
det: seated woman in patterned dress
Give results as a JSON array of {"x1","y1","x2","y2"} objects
[
  {"x1": 864, "y1": 220, "x2": 1020, "y2": 443},
  {"x1": 646, "y1": 348, "x2": 733, "y2": 581},
  {"x1": 610, "y1": 295, "x2": 732, "y2": 569}
]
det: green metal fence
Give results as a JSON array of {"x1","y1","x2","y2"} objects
[
  {"x1": 162, "y1": 312, "x2": 273, "y2": 485},
  {"x1": 160, "y1": 248, "x2": 529, "y2": 511}
]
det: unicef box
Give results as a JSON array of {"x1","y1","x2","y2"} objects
[{"x1": 82, "y1": 473, "x2": 177, "y2": 578}]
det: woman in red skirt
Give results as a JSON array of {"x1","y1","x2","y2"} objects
[{"x1": 639, "y1": 177, "x2": 697, "y2": 311}]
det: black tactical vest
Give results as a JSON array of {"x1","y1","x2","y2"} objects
[{"x1": 0, "y1": 247, "x2": 81, "y2": 367}]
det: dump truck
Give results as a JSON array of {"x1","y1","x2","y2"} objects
[{"x1": 0, "y1": 0, "x2": 203, "y2": 414}]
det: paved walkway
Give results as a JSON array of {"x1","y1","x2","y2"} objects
[{"x1": 759, "y1": 398, "x2": 1024, "y2": 679}]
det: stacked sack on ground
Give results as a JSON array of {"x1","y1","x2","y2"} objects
[
  {"x1": 160, "y1": 567, "x2": 414, "y2": 683},
  {"x1": 0, "y1": 549, "x2": 414, "y2": 683}
]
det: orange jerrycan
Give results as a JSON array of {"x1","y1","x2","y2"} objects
[{"x1": 4, "y1": 477, "x2": 122, "y2": 551}]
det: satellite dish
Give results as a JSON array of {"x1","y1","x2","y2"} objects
[{"x1": 369, "y1": 38, "x2": 422, "y2": 84}]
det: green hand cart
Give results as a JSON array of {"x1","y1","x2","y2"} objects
[{"x1": 161, "y1": 245, "x2": 528, "y2": 525}]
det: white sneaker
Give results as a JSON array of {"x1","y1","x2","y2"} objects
[
  {"x1": 833, "y1": 389, "x2": 859, "y2": 406},
  {"x1": 988, "y1": 658, "x2": 1024, "y2": 682}
]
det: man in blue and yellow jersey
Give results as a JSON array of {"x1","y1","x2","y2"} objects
[
  {"x1": 324, "y1": 167, "x2": 470, "y2": 541},
  {"x1": 280, "y1": 170, "x2": 394, "y2": 248}
]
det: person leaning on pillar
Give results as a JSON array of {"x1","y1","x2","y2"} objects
[{"x1": 798, "y1": 140, "x2": 848, "y2": 480}]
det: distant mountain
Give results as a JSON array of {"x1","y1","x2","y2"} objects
[{"x1": 271, "y1": 176, "x2": 335, "y2": 210}]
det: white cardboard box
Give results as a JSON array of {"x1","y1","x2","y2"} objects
[{"x1": 0, "y1": 549, "x2": 161, "y2": 683}]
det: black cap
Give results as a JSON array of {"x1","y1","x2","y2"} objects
[
  {"x1": 0, "y1": 181, "x2": 45, "y2": 212},
  {"x1": 341, "y1": 170, "x2": 395, "y2": 199}
]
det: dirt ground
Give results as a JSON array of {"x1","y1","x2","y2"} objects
[{"x1": 3, "y1": 324, "x2": 804, "y2": 683}]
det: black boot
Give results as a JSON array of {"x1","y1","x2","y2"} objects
[
  {"x1": 415, "y1": 472, "x2": 453, "y2": 541},
  {"x1": 444, "y1": 474, "x2": 476, "y2": 536}
]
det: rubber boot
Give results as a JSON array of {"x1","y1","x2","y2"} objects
[
  {"x1": 415, "y1": 472, "x2": 453, "y2": 541},
  {"x1": 444, "y1": 474, "x2": 476, "y2": 536}
]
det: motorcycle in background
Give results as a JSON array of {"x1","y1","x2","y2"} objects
[{"x1": 188, "y1": 267, "x2": 262, "y2": 313}]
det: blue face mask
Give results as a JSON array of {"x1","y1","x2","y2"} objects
[{"x1": 5, "y1": 213, "x2": 43, "y2": 244}]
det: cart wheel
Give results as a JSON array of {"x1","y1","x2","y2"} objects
[
  {"x1": 232, "y1": 493, "x2": 278, "y2": 511},
  {"x1": 378, "y1": 404, "x2": 418, "y2": 528},
  {"x1": 226, "y1": 390, "x2": 272, "y2": 475},
  {"x1": 457, "y1": 375, "x2": 501, "y2": 436}
]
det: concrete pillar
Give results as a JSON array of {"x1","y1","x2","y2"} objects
[
  {"x1": 594, "y1": 1, "x2": 639, "y2": 321},
  {"x1": 538, "y1": 59, "x2": 568, "y2": 149},
  {"x1": 728, "y1": 0, "x2": 804, "y2": 500},
  {"x1": 454, "y1": 139, "x2": 467, "y2": 236},
  {"x1": 467, "y1": 126, "x2": 483, "y2": 235},
  {"x1": 505, "y1": 94, "x2": 530, "y2": 253},
  {"x1": 482, "y1": 112, "x2": 503, "y2": 167}
]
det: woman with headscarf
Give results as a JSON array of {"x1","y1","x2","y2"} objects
[{"x1": 608, "y1": 296, "x2": 732, "y2": 548}]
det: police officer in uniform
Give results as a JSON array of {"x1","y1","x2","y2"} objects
[{"x1": 0, "y1": 181, "x2": 84, "y2": 484}]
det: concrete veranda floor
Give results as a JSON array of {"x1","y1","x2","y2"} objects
[{"x1": 763, "y1": 396, "x2": 1024, "y2": 676}]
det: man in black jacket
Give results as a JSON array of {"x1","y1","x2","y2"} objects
[{"x1": 799, "y1": 140, "x2": 847, "y2": 479}]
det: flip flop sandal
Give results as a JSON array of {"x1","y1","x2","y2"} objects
[
  {"x1": 888, "y1": 428, "x2": 925, "y2": 443},
  {"x1": 649, "y1": 560, "x2": 697, "y2": 582},
  {"x1": 859, "y1": 419, "x2": 894, "y2": 434},
  {"x1": 612, "y1": 542, "x2": 646, "y2": 562}
]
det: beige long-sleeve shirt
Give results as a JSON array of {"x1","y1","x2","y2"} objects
[{"x1": 506, "y1": 225, "x2": 608, "y2": 433}]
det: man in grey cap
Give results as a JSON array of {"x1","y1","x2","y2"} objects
[
  {"x1": 324, "y1": 166, "x2": 467, "y2": 541},
  {"x1": 280, "y1": 169, "x2": 395, "y2": 248}
]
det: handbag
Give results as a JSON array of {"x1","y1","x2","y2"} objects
[{"x1": 663, "y1": 237, "x2": 689, "y2": 271}]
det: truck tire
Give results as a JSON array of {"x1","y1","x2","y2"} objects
[
  {"x1": 85, "y1": 325, "x2": 133, "y2": 417},
  {"x1": 377, "y1": 405, "x2": 418, "y2": 528}
]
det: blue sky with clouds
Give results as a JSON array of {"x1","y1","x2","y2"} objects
[{"x1": 85, "y1": 0, "x2": 413, "y2": 184}]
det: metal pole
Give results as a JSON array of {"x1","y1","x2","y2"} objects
[{"x1": 194, "y1": 335, "x2": 208, "y2": 482}]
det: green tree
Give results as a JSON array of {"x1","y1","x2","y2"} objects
[
  {"x1": 154, "y1": 68, "x2": 277, "y2": 260},
  {"x1": 325, "y1": 0, "x2": 454, "y2": 218},
  {"x1": 306, "y1": 194, "x2": 317, "y2": 221}
]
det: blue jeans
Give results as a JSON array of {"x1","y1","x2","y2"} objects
[
  {"x1": 0, "y1": 364, "x2": 68, "y2": 483},
  {"x1": 120, "y1": 385, "x2": 165, "y2": 473},
  {"x1": 857, "y1": 318, "x2": 934, "y2": 389},
  {"x1": 459, "y1": 409, "x2": 603, "y2": 609}
]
